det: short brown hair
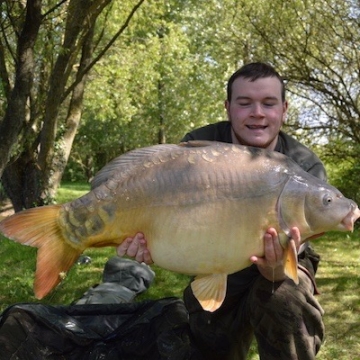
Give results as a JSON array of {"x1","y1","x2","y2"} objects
[{"x1": 227, "y1": 62, "x2": 286, "y2": 102}]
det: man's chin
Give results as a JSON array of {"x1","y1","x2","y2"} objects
[
  {"x1": 244, "y1": 137, "x2": 271, "y2": 149},
  {"x1": 231, "y1": 129, "x2": 277, "y2": 150}
]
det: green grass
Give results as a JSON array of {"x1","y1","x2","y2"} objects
[
  {"x1": 312, "y1": 232, "x2": 360, "y2": 359},
  {"x1": 0, "y1": 182, "x2": 359, "y2": 359},
  {"x1": 55, "y1": 181, "x2": 91, "y2": 203}
]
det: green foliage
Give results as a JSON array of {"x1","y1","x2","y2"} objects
[
  {"x1": 326, "y1": 160, "x2": 360, "y2": 207},
  {"x1": 319, "y1": 141, "x2": 360, "y2": 206},
  {"x1": 1, "y1": 0, "x2": 359, "y2": 207},
  {"x1": 61, "y1": 0, "x2": 360, "y2": 184},
  {"x1": 69, "y1": 0, "x2": 229, "y2": 176}
]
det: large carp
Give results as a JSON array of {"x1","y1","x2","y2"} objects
[{"x1": 0, "y1": 141, "x2": 359, "y2": 312}]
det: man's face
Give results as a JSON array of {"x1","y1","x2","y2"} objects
[{"x1": 225, "y1": 76, "x2": 288, "y2": 150}]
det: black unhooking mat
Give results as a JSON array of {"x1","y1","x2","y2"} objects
[{"x1": 0, "y1": 298, "x2": 202, "y2": 360}]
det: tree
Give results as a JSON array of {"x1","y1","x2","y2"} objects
[
  {"x1": 235, "y1": 0, "x2": 360, "y2": 199},
  {"x1": 234, "y1": 0, "x2": 359, "y2": 151},
  {"x1": 2, "y1": 0, "x2": 359, "y2": 207},
  {"x1": 68, "y1": 0, "x2": 360, "y2": 185},
  {"x1": 68, "y1": 0, "x2": 229, "y2": 180},
  {"x1": 177, "y1": 0, "x2": 360, "y2": 198},
  {"x1": 0, "y1": 0, "x2": 145, "y2": 211}
]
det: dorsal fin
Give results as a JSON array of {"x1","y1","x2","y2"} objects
[
  {"x1": 91, "y1": 144, "x2": 182, "y2": 189},
  {"x1": 91, "y1": 141, "x2": 220, "y2": 189}
]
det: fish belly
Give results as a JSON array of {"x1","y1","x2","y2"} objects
[{"x1": 124, "y1": 198, "x2": 279, "y2": 276}]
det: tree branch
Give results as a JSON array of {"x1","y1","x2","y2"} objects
[{"x1": 62, "y1": 0, "x2": 146, "y2": 101}]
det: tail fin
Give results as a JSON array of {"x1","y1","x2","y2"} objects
[{"x1": 0, "y1": 205, "x2": 82, "y2": 299}]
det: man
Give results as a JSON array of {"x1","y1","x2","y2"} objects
[{"x1": 117, "y1": 62, "x2": 325, "y2": 359}]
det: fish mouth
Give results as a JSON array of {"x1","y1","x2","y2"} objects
[{"x1": 341, "y1": 204, "x2": 360, "y2": 231}]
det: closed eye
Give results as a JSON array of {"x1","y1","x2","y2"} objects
[{"x1": 264, "y1": 103, "x2": 276, "y2": 107}]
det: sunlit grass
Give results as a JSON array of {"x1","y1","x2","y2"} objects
[
  {"x1": 56, "y1": 181, "x2": 90, "y2": 203},
  {"x1": 313, "y1": 232, "x2": 360, "y2": 360},
  {"x1": 0, "y1": 183, "x2": 359, "y2": 359}
]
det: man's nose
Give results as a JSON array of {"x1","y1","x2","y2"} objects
[{"x1": 250, "y1": 103, "x2": 264, "y2": 117}]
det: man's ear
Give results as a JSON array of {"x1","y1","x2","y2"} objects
[
  {"x1": 224, "y1": 100, "x2": 230, "y2": 119},
  {"x1": 282, "y1": 100, "x2": 288, "y2": 123}
]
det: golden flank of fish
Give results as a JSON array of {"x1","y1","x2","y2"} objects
[{"x1": 0, "y1": 141, "x2": 359, "y2": 312}]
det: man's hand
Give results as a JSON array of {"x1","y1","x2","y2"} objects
[
  {"x1": 250, "y1": 227, "x2": 301, "y2": 282},
  {"x1": 117, "y1": 233, "x2": 153, "y2": 265}
]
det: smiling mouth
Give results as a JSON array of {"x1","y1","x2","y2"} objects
[{"x1": 247, "y1": 125, "x2": 267, "y2": 130}]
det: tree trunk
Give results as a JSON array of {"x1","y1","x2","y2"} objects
[
  {"x1": 1, "y1": 152, "x2": 43, "y2": 212},
  {"x1": 0, "y1": 0, "x2": 145, "y2": 211},
  {"x1": 0, "y1": 0, "x2": 42, "y2": 179},
  {"x1": 49, "y1": 24, "x2": 95, "y2": 196}
]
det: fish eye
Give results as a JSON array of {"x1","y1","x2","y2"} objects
[{"x1": 323, "y1": 194, "x2": 333, "y2": 206}]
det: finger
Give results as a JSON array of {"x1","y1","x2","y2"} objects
[
  {"x1": 264, "y1": 229, "x2": 280, "y2": 263},
  {"x1": 250, "y1": 255, "x2": 264, "y2": 267},
  {"x1": 266, "y1": 227, "x2": 278, "y2": 238},
  {"x1": 134, "y1": 238, "x2": 147, "y2": 262},
  {"x1": 116, "y1": 237, "x2": 132, "y2": 257},
  {"x1": 134, "y1": 237, "x2": 153, "y2": 263},
  {"x1": 126, "y1": 233, "x2": 144, "y2": 257},
  {"x1": 142, "y1": 249, "x2": 154, "y2": 265},
  {"x1": 250, "y1": 228, "x2": 278, "y2": 266},
  {"x1": 250, "y1": 228, "x2": 276, "y2": 265}
]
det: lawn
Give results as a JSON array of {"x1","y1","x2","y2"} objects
[{"x1": 0, "y1": 182, "x2": 359, "y2": 359}]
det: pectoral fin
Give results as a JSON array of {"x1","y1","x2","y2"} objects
[
  {"x1": 283, "y1": 238, "x2": 299, "y2": 284},
  {"x1": 190, "y1": 273, "x2": 227, "y2": 312}
]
